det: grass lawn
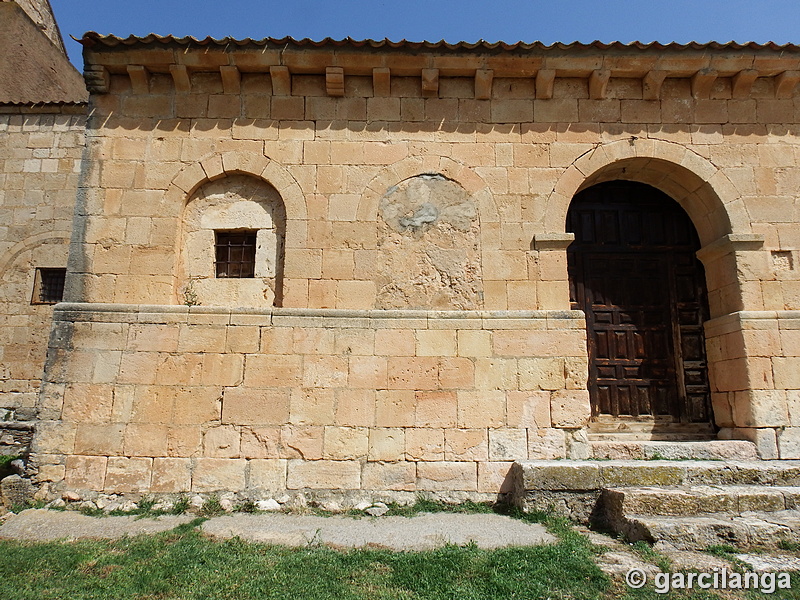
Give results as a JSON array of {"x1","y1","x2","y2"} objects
[
  {"x1": 1, "y1": 504, "x2": 798, "y2": 600},
  {"x1": 0, "y1": 514, "x2": 611, "y2": 600}
]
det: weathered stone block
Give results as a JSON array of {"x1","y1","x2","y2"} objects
[
  {"x1": 368, "y1": 428, "x2": 405, "y2": 461},
  {"x1": 444, "y1": 428, "x2": 488, "y2": 461},
  {"x1": 151, "y1": 457, "x2": 191, "y2": 492},
  {"x1": 488, "y1": 428, "x2": 528, "y2": 461},
  {"x1": 65, "y1": 455, "x2": 108, "y2": 491},
  {"x1": 104, "y1": 457, "x2": 152, "y2": 493},
  {"x1": 203, "y1": 426, "x2": 241, "y2": 458},
  {"x1": 405, "y1": 428, "x2": 445, "y2": 461},
  {"x1": 192, "y1": 458, "x2": 247, "y2": 492},
  {"x1": 286, "y1": 459, "x2": 361, "y2": 489},
  {"x1": 323, "y1": 426, "x2": 369, "y2": 459},
  {"x1": 417, "y1": 461, "x2": 477, "y2": 491},
  {"x1": 362, "y1": 461, "x2": 416, "y2": 491},
  {"x1": 221, "y1": 388, "x2": 290, "y2": 425},
  {"x1": 550, "y1": 390, "x2": 591, "y2": 428},
  {"x1": 248, "y1": 458, "x2": 287, "y2": 490},
  {"x1": 123, "y1": 423, "x2": 169, "y2": 457}
]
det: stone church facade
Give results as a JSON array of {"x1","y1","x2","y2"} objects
[{"x1": 3, "y1": 1, "x2": 800, "y2": 501}]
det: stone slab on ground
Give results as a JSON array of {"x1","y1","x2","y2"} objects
[
  {"x1": 0, "y1": 509, "x2": 195, "y2": 541},
  {"x1": 735, "y1": 554, "x2": 800, "y2": 571},
  {"x1": 200, "y1": 512, "x2": 554, "y2": 550},
  {"x1": 0, "y1": 509, "x2": 553, "y2": 550}
]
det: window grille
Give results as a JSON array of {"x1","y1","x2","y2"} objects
[
  {"x1": 215, "y1": 231, "x2": 256, "y2": 278},
  {"x1": 32, "y1": 268, "x2": 66, "y2": 304}
]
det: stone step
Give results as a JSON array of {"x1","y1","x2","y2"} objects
[
  {"x1": 590, "y1": 440, "x2": 759, "y2": 461},
  {"x1": 515, "y1": 460, "x2": 800, "y2": 491},
  {"x1": 511, "y1": 460, "x2": 800, "y2": 523},
  {"x1": 587, "y1": 419, "x2": 717, "y2": 441},
  {"x1": 617, "y1": 511, "x2": 800, "y2": 550},
  {"x1": 599, "y1": 486, "x2": 800, "y2": 518},
  {"x1": 588, "y1": 432, "x2": 716, "y2": 441}
]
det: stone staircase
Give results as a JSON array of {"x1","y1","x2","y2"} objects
[{"x1": 511, "y1": 443, "x2": 800, "y2": 550}]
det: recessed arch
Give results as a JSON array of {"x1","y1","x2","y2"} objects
[
  {"x1": 358, "y1": 155, "x2": 498, "y2": 224},
  {"x1": 544, "y1": 138, "x2": 750, "y2": 247},
  {"x1": 172, "y1": 167, "x2": 291, "y2": 308},
  {"x1": 165, "y1": 151, "x2": 307, "y2": 222},
  {"x1": 0, "y1": 232, "x2": 71, "y2": 281}
]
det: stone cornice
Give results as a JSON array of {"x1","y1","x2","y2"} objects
[{"x1": 81, "y1": 35, "x2": 800, "y2": 99}]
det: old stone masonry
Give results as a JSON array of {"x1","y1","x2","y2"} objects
[{"x1": 3, "y1": 1, "x2": 800, "y2": 540}]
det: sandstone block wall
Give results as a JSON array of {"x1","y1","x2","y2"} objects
[
  {"x1": 0, "y1": 109, "x2": 85, "y2": 421},
  {"x1": 26, "y1": 42, "x2": 800, "y2": 496},
  {"x1": 33, "y1": 303, "x2": 587, "y2": 495},
  {"x1": 706, "y1": 311, "x2": 800, "y2": 459}
]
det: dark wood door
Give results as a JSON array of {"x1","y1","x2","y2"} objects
[{"x1": 566, "y1": 181, "x2": 713, "y2": 425}]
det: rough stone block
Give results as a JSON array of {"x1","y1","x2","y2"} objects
[
  {"x1": 323, "y1": 426, "x2": 369, "y2": 460},
  {"x1": 104, "y1": 457, "x2": 152, "y2": 493},
  {"x1": 348, "y1": 356, "x2": 388, "y2": 389},
  {"x1": 248, "y1": 458, "x2": 287, "y2": 490},
  {"x1": 778, "y1": 427, "x2": 800, "y2": 459},
  {"x1": 203, "y1": 426, "x2": 241, "y2": 458},
  {"x1": 334, "y1": 389, "x2": 375, "y2": 426},
  {"x1": 405, "y1": 428, "x2": 445, "y2": 461},
  {"x1": 478, "y1": 461, "x2": 515, "y2": 493},
  {"x1": 289, "y1": 388, "x2": 336, "y2": 426},
  {"x1": 550, "y1": 390, "x2": 591, "y2": 428},
  {"x1": 527, "y1": 428, "x2": 567, "y2": 459},
  {"x1": 192, "y1": 458, "x2": 247, "y2": 492},
  {"x1": 123, "y1": 423, "x2": 169, "y2": 457},
  {"x1": 417, "y1": 461, "x2": 477, "y2": 491},
  {"x1": 457, "y1": 390, "x2": 506, "y2": 428},
  {"x1": 457, "y1": 330, "x2": 492, "y2": 357},
  {"x1": 151, "y1": 457, "x2": 191, "y2": 492},
  {"x1": 244, "y1": 355, "x2": 302, "y2": 387},
  {"x1": 74, "y1": 424, "x2": 125, "y2": 455},
  {"x1": 488, "y1": 428, "x2": 528, "y2": 461},
  {"x1": 368, "y1": 428, "x2": 405, "y2": 461},
  {"x1": 444, "y1": 429, "x2": 488, "y2": 461},
  {"x1": 414, "y1": 391, "x2": 458, "y2": 427},
  {"x1": 286, "y1": 459, "x2": 361, "y2": 489},
  {"x1": 65, "y1": 455, "x2": 108, "y2": 491},
  {"x1": 375, "y1": 390, "x2": 416, "y2": 427},
  {"x1": 518, "y1": 460, "x2": 602, "y2": 491},
  {"x1": 416, "y1": 330, "x2": 457, "y2": 357},
  {"x1": 222, "y1": 388, "x2": 290, "y2": 425},
  {"x1": 362, "y1": 461, "x2": 416, "y2": 491},
  {"x1": 280, "y1": 425, "x2": 324, "y2": 460}
]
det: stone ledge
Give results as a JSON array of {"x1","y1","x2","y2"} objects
[{"x1": 52, "y1": 302, "x2": 585, "y2": 325}]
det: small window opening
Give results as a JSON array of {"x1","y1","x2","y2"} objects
[
  {"x1": 215, "y1": 231, "x2": 256, "y2": 278},
  {"x1": 32, "y1": 268, "x2": 66, "y2": 304}
]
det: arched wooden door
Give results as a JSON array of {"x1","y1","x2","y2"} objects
[{"x1": 566, "y1": 181, "x2": 714, "y2": 437}]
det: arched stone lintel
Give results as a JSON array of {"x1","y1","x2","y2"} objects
[
  {"x1": 358, "y1": 155, "x2": 497, "y2": 223},
  {"x1": 165, "y1": 151, "x2": 307, "y2": 222},
  {"x1": 544, "y1": 138, "x2": 751, "y2": 247},
  {"x1": 0, "y1": 232, "x2": 71, "y2": 281}
]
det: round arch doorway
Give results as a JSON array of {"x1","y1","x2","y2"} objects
[{"x1": 566, "y1": 181, "x2": 715, "y2": 439}]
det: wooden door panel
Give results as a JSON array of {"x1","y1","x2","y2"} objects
[{"x1": 567, "y1": 181, "x2": 713, "y2": 425}]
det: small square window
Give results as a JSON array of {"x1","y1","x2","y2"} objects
[
  {"x1": 215, "y1": 231, "x2": 256, "y2": 278},
  {"x1": 31, "y1": 268, "x2": 66, "y2": 304}
]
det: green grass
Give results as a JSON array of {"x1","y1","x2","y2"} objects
[
  {"x1": 384, "y1": 498, "x2": 496, "y2": 517},
  {"x1": 0, "y1": 511, "x2": 611, "y2": 600},
  {"x1": 0, "y1": 453, "x2": 20, "y2": 478}
]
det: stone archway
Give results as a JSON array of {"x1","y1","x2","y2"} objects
[
  {"x1": 540, "y1": 140, "x2": 767, "y2": 444},
  {"x1": 566, "y1": 180, "x2": 714, "y2": 439}
]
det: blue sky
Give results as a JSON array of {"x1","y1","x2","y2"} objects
[{"x1": 52, "y1": 0, "x2": 800, "y2": 68}]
